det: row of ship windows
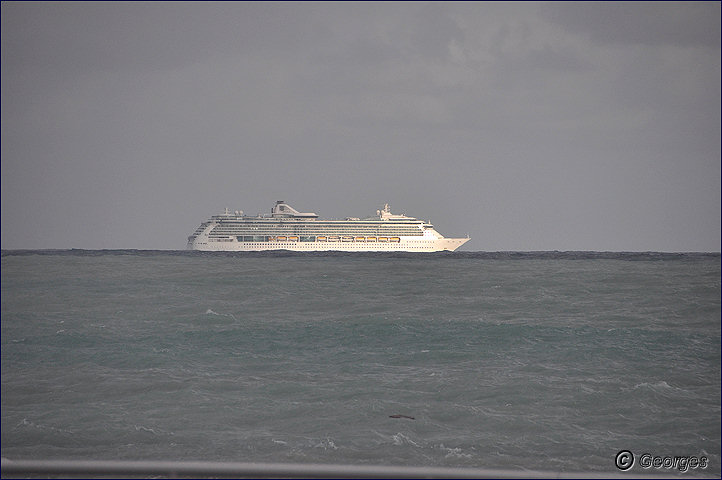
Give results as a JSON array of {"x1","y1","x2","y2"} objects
[
  {"x1": 209, "y1": 235, "x2": 410, "y2": 243},
  {"x1": 212, "y1": 228, "x2": 422, "y2": 235},
  {"x1": 201, "y1": 243, "x2": 438, "y2": 250},
  {"x1": 195, "y1": 240, "x2": 442, "y2": 250},
  {"x1": 212, "y1": 222, "x2": 421, "y2": 229},
  {"x1": 213, "y1": 221, "x2": 423, "y2": 226},
  {"x1": 207, "y1": 246, "x2": 442, "y2": 251},
  {"x1": 236, "y1": 246, "x2": 436, "y2": 249},
  {"x1": 213, "y1": 233, "x2": 422, "y2": 237},
  {"x1": 213, "y1": 224, "x2": 421, "y2": 228}
]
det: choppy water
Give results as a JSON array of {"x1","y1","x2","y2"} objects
[{"x1": 2, "y1": 250, "x2": 720, "y2": 476}]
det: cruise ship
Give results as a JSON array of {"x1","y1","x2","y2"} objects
[{"x1": 187, "y1": 201, "x2": 470, "y2": 252}]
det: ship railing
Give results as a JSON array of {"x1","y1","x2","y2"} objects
[{"x1": 1, "y1": 458, "x2": 677, "y2": 479}]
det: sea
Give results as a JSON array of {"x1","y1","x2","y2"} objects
[{"x1": 1, "y1": 250, "x2": 720, "y2": 477}]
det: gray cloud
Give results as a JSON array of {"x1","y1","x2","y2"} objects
[{"x1": 540, "y1": 1, "x2": 720, "y2": 48}]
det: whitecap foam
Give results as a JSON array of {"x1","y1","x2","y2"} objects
[
  {"x1": 437, "y1": 444, "x2": 473, "y2": 459},
  {"x1": 134, "y1": 425, "x2": 159, "y2": 435},
  {"x1": 313, "y1": 438, "x2": 338, "y2": 450},
  {"x1": 204, "y1": 309, "x2": 238, "y2": 321},
  {"x1": 633, "y1": 381, "x2": 674, "y2": 390},
  {"x1": 392, "y1": 432, "x2": 421, "y2": 447}
]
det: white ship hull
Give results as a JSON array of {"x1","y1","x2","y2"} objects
[
  {"x1": 188, "y1": 232, "x2": 469, "y2": 252},
  {"x1": 187, "y1": 201, "x2": 470, "y2": 252}
]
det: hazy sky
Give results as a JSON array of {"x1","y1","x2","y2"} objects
[{"x1": 2, "y1": 2, "x2": 720, "y2": 251}]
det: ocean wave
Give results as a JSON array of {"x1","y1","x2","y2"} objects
[
  {"x1": 630, "y1": 381, "x2": 695, "y2": 397},
  {"x1": 436, "y1": 444, "x2": 473, "y2": 459},
  {"x1": 204, "y1": 309, "x2": 238, "y2": 321},
  {"x1": 313, "y1": 438, "x2": 338, "y2": 450},
  {"x1": 391, "y1": 432, "x2": 421, "y2": 448}
]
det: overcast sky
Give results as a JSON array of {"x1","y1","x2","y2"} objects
[{"x1": 2, "y1": 2, "x2": 720, "y2": 251}]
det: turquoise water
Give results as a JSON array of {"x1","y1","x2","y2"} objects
[{"x1": 2, "y1": 251, "x2": 720, "y2": 475}]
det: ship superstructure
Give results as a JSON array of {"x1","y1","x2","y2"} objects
[{"x1": 187, "y1": 201, "x2": 469, "y2": 252}]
